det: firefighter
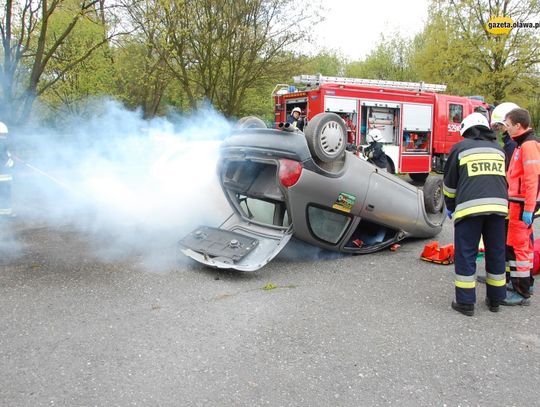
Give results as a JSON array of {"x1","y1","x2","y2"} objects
[
  {"x1": 474, "y1": 105, "x2": 489, "y2": 120},
  {"x1": 0, "y1": 121, "x2": 14, "y2": 218},
  {"x1": 503, "y1": 107, "x2": 540, "y2": 305},
  {"x1": 443, "y1": 113, "x2": 508, "y2": 316},
  {"x1": 286, "y1": 107, "x2": 304, "y2": 131},
  {"x1": 490, "y1": 102, "x2": 520, "y2": 292},
  {"x1": 364, "y1": 128, "x2": 388, "y2": 171},
  {"x1": 490, "y1": 102, "x2": 519, "y2": 170}
]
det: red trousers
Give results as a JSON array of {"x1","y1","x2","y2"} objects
[{"x1": 506, "y1": 203, "x2": 534, "y2": 297}]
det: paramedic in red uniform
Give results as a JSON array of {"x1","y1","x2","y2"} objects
[
  {"x1": 490, "y1": 102, "x2": 519, "y2": 289},
  {"x1": 503, "y1": 108, "x2": 540, "y2": 305},
  {"x1": 443, "y1": 113, "x2": 508, "y2": 316}
]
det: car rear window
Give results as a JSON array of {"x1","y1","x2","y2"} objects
[
  {"x1": 239, "y1": 197, "x2": 290, "y2": 227},
  {"x1": 307, "y1": 206, "x2": 351, "y2": 244}
]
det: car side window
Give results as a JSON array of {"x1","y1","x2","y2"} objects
[{"x1": 307, "y1": 205, "x2": 351, "y2": 244}]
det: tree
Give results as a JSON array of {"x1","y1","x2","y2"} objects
[
  {"x1": 0, "y1": 0, "x2": 122, "y2": 125},
  {"x1": 412, "y1": 0, "x2": 540, "y2": 104},
  {"x1": 37, "y1": 0, "x2": 116, "y2": 122},
  {"x1": 299, "y1": 49, "x2": 345, "y2": 77},
  {"x1": 112, "y1": 39, "x2": 172, "y2": 118},
  {"x1": 111, "y1": 0, "x2": 178, "y2": 118},
  {"x1": 123, "y1": 0, "x2": 319, "y2": 117},
  {"x1": 345, "y1": 34, "x2": 420, "y2": 82}
]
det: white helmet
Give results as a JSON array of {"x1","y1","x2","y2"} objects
[
  {"x1": 490, "y1": 102, "x2": 519, "y2": 125},
  {"x1": 460, "y1": 112, "x2": 490, "y2": 136},
  {"x1": 367, "y1": 128, "x2": 383, "y2": 142},
  {"x1": 0, "y1": 122, "x2": 7, "y2": 140},
  {"x1": 291, "y1": 107, "x2": 302, "y2": 114}
]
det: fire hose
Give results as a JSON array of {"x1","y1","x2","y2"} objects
[{"x1": 12, "y1": 154, "x2": 83, "y2": 197}]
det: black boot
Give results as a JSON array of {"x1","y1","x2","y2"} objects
[
  {"x1": 485, "y1": 298, "x2": 500, "y2": 313},
  {"x1": 451, "y1": 301, "x2": 474, "y2": 316}
]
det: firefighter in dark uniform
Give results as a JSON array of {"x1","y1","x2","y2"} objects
[
  {"x1": 0, "y1": 121, "x2": 14, "y2": 218},
  {"x1": 474, "y1": 105, "x2": 489, "y2": 120},
  {"x1": 503, "y1": 108, "x2": 540, "y2": 305},
  {"x1": 286, "y1": 107, "x2": 304, "y2": 131},
  {"x1": 364, "y1": 128, "x2": 388, "y2": 171},
  {"x1": 490, "y1": 102, "x2": 519, "y2": 170},
  {"x1": 443, "y1": 113, "x2": 509, "y2": 316}
]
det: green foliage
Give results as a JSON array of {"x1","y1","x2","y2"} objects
[
  {"x1": 111, "y1": 39, "x2": 172, "y2": 118},
  {"x1": 412, "y1": 0, "x2": 540, "y2": 106},
  {"x1": 235, "y1": 53, "x2": 300, "y2": 123},
  {"x1": 126, "y1": 0, "x2": 320, "y2": 117},
  {"x1": 0, "y1": 0, "x2": 123, "y2": 125},
  {"x1": 3, "y1": 0, "x2": 539, "y2": 130},
  {"x1": 345, "y1": 35, "x2": 420, "y2": 82},
  {"x1": 299, "y1": 50, "x2": 346, "y2": 76},
  {"x1": 38, "y1": 1, "x2": 115, "y2": 123}
]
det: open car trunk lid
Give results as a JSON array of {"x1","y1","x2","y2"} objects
[
  {"x1": 180, "y1": 138, "x2": 298, "y2": 271},
  {"x1": 179, "y1": 212, "x2": 293, "y2": 271}
]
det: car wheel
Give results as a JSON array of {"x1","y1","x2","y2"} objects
[
  {"x1": 423, "y1": 175, "x2": 444, "y2": 214},
  {"x1": 236, "y1": 116, "x2": 267, "y2": 129},
  {"x1": 304, "y1": 113, "x2": 347, "y2": 163},
  {"x1": 409, "y1": 172, "x2": 429, "y2": 183}
]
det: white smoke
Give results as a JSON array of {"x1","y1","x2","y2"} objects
[{"x1": 4, "y1": 100, "x2": 234, "y2": 271}]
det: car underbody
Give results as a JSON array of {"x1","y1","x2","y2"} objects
[{"x1": 180, "y1": 114, "x2": 445, "y2": 271}]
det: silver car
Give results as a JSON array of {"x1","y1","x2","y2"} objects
[{"x1": 179, "y1": 113, "x2": 445, "y2": 271}]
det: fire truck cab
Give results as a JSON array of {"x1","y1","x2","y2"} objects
[{"x1": 273, "y1": 75, "x2": 489, "y2": 180}]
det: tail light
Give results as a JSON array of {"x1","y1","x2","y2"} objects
[{"x1": 278, "y1": 159, "x2": 302, "y2": 187}]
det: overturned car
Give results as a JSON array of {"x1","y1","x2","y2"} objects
[{"x1": 179, "y1": 113, "x2": 445, "y2": 271}]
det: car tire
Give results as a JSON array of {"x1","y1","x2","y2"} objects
[
  {"x1": 236, "y1": 116, "x2": 267, "y2": 129},
  {"x1": 409, "y1": 172, "x2": 429, "y2": 183},
  {"x1": 304, "y1": 113, "x2": 347, "y2": 163},
  {"x1": 423, "y1": 175, "x2": 444, "y2": 214}
]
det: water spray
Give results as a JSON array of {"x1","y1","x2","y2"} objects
[{"x1": 13, "y1": 154, "x2": 83, "y2": 198}]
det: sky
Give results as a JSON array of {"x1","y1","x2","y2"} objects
[{"x1": 309, "y1": 0, "x2": 430, "y2": 61}]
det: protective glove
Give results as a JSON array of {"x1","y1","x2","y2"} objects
[
  {"x1": 522, "y1": 211, "x2": 533, "y2": 226},
  {"x1": 446, "y1": 209, "x2": 453, "y2": 219},
  {"x1": 5, "y1": 158, "x2": 13, "y2": 168}
]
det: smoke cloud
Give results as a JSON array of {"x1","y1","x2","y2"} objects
[{"x1": 2, "y1": 100, "x2": 234, "y2": 271}]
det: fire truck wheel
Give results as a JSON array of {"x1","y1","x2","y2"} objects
[
  {"x1": 423, "y1": 175, "x2": 444, "y2": 214},
  {"x1": 236, "y1": 116, "x2": 267, "y2": 129},
  {"x1": 304, "y1": 113, "x2": 347, "y2": 163},
  {"x1": 409, "y1": 173, "x2": 429, "y2": 183}
]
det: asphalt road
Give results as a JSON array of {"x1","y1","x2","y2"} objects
[{"x1": 1, "y1": 200, "x2": 540, "y2": 406}]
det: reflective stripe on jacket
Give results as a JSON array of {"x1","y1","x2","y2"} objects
[
  {"x1": 0, "y1": 138, "x2": 12, "y2": 174},
  {"x1": 443, "y1": 133, "x2": 508, "y2": 223}
]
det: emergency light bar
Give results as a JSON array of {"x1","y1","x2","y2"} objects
[{"x1": 293, "y1": 74, "x2": 447, "y2": 93}]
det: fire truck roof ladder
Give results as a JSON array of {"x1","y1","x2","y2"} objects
[{"x1": 293, "y1": 74, "x2": 447, "y2": 93}]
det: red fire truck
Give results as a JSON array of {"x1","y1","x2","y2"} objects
[{"x1": 273, "y1": 74, "x2": 490, "y2": 180}]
